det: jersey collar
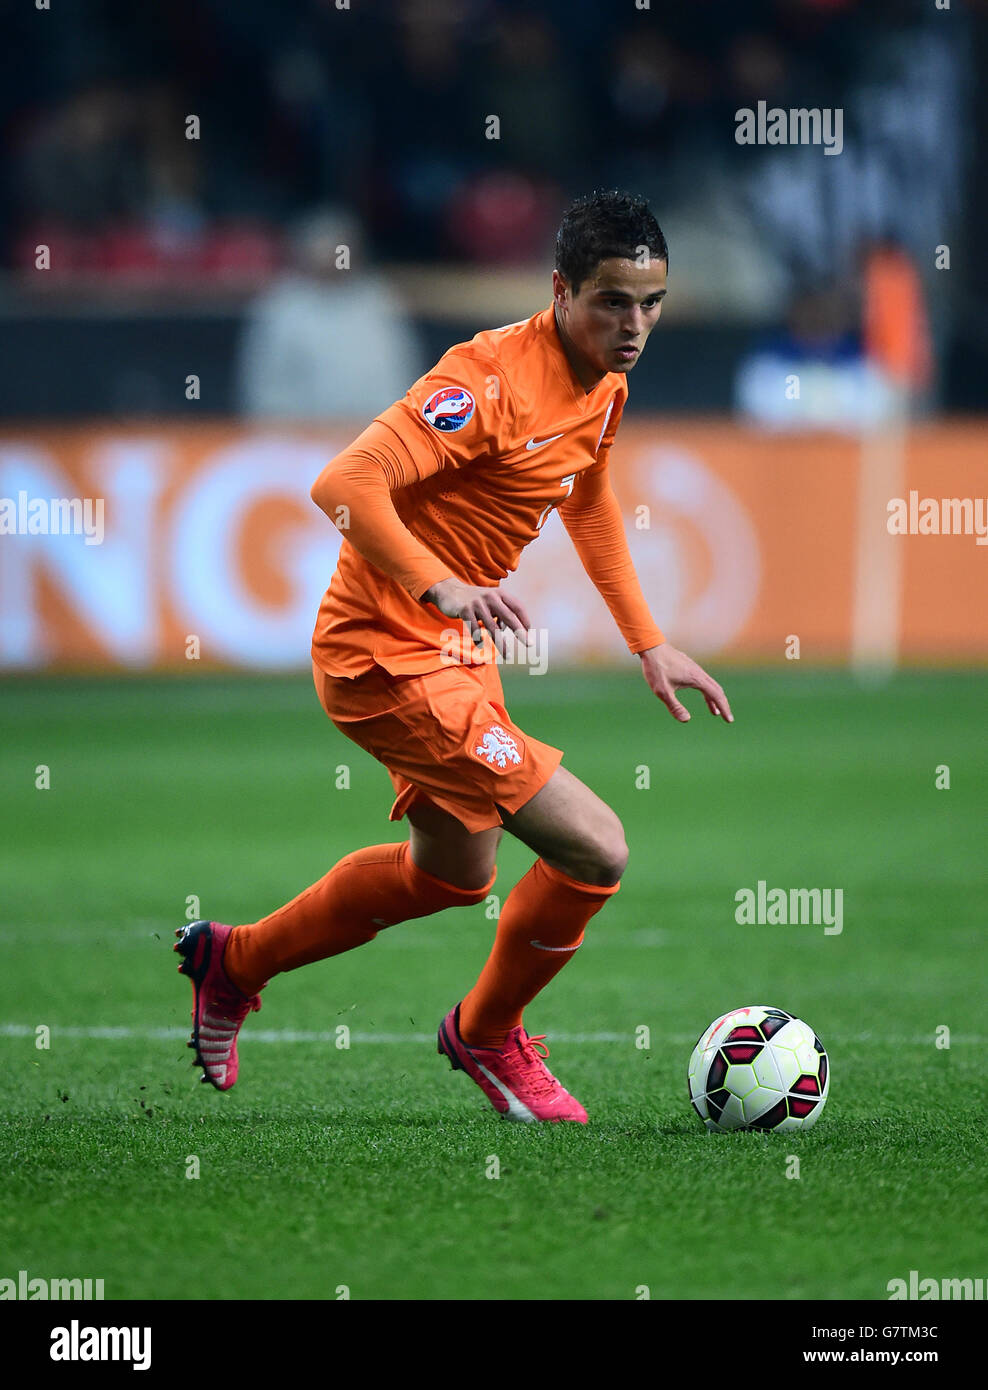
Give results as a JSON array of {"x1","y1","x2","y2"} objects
[{"x1": 539, "y1": 305, "x2": 616, "y2": 408}]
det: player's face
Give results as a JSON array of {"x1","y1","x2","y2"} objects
[{"x1": 553, "y1": 257, "x2": 668, "y2": 386}]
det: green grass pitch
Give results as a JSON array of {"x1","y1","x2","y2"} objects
[{"x1": 0, "y1": 667, "x2": 984, "y2": 1300}]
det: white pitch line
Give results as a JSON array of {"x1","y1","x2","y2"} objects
[{"x1": 0, "y1": 1023, "x2": 982, "y2": 1046}]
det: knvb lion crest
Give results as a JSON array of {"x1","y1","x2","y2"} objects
[{"x1": 473, "y1": 724, "x2": 522, "y2": 769}]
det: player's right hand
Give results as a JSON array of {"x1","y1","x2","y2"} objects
[{"x1": 421, "y1": 578, "x2": 534, "y2": 657}]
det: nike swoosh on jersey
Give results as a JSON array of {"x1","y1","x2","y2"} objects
[
  {"x1": 530, "y1": 938, "x2": 582, "y2": 952},
  {"x1": 525, "y1": 433, "x2": 565, "y2": 451}
]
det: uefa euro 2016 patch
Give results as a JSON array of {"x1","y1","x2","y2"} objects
[{"x1": 422, "y1": 386, "x2": 476, "y2": 432}]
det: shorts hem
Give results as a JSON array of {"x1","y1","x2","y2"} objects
[{"x1": 387, "y1": 746, "x2": 563, "y2": 835}]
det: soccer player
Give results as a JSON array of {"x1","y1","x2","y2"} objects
[{"x1": 175, "y1": 190, "x2": 733, "y2": 1123}]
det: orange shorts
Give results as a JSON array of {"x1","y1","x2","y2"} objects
[{"x1": 312, "y1": 658, "x2": 563, "y2": 834}]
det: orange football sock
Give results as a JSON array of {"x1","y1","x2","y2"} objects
[
  {"x1": 458, "y1": 857, "x2": 619, "y2": 1049},
  {"x1": 223, "y1": 842, "x2": 495, "y2": 997}
]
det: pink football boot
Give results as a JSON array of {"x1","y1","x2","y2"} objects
[
  {"x1": 174, "y1": 921, "x2": 262, "y2": 1090},
  {"x1": 438, "y1": 1003, "x2": 588, "y2": 1123}
]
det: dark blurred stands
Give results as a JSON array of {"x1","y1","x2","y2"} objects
[{"x1": 0, "y1": 0, "x2": 983, "y2": 418}]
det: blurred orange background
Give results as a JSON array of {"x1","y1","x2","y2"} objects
[{"x1": 2, "y1": 419, "x2": 983, "y2": 670}]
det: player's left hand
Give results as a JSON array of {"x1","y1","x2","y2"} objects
[{"x1": 639, "y1": 643, "x2": 733, "y2": 724}]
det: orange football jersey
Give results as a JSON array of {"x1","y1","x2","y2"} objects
[{"x1": 310, "y1": 304, "x2": 664, "y2": 677}]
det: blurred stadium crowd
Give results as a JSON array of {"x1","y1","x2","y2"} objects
[{"x1": 1, "y1": 0, "x2": 984, "y2": 416}]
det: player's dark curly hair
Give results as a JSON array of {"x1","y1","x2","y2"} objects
[{"x1": 555, "y1": 190, "x2": 668, "y2": 295}]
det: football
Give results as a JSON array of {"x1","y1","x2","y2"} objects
[{"x1": 688, "y1": 1005, "x2": 829, "y2": 1133}]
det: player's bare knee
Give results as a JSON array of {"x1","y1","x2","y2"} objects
[
  {"x1": 594, "y1": 835, "x2": 629, "y2": 886},
  {"x1": 409, "y1": 817, "x2": 500, "y2": 893},
  {"x1": 420, "y1": 856, "x2": 497, "y2": 894},
  {"x1": 569, "y1": 819, "x2": 628, "y2": 886},
  {"x1": 596, "y1": 807, "x2": 628, "y2": 881},
  {"x1": 457, "y1": 861, "x2": 498, "y2": 893}
]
